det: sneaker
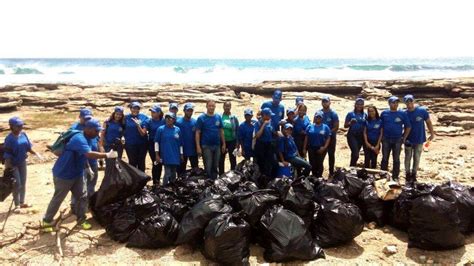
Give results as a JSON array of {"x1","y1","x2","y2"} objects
[
  {"x1": 42, "y1": 221, "x2": 54, "y2": 233},
  {"x1": 80, "y1": 221, "x2": 92, "y2": 230},
  {"x1": 20, "y1": 203, "x2": 32, "y2": 208},
  {"x1": 13, "y1": 206, "x2": 22, "y2": 214}
]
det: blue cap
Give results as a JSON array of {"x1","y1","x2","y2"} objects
[
  {"x1": 286, "y1": 108, "x2": 296, "y2": 115},
  {"x1": 130, "y1": 101, "x2": 141, "y2": 108},
  {"x1": 114, "y1": 106, "x2": 124, "y2": 113},
  {"x1": 149, "y1": 104, "x2": 162, "y2": 113},
  {"x1": 355, "y1": 97, "x2": 365, "y2": 104},
  {"x1": 388, "y1": 96, "x2": 400, "y2": 104},
  {"x1": 79, "y1": 108, "x2": 92, "y2": 118},
  {"x1": 165, "y1": 112, "x2": 177, "y2": 119},
  {"x1": 8, "y1": 116, "x2": 24, "y2": 127},
  {"x1": 261, "y1": 107, "x2": 275, "y2": 117},
  {"x1": 244, "y1": 108, "x2": 253, "y2": 116},
  {"x1": 314, "y1": 111, "x2": 324, "y2": 118},
  {"x1": 169, "y1": 102, "x2": 179, "y2": 110},
  {"x1": 183, "y1": 102, "x2": 195, "y2": 111},
  {"x1": 322, "y1": 96, "x2": 330, "y2": 102},
  {"x1": 284, "y1": 123, "x2": 293, "y2": 129},
  {"x1": 403, "y1": 94, "x2": 415, "y2": 103},
  {"x1": 85, "y1": 118, "x2": 103, "y2": 131},
  {"x1": 272, "y1": 89, "x2": 283, "y2": 100},
  {"x1": 295, "y1": 96, "x2": 304, "y2": 105}
]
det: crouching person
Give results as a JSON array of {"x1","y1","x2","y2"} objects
[
  {"x1": 42, "y1": 119, "x2": 118, "y2": 232},
  {"x1": 278, "y1": 123, "x2": 311, "y2": 178}
]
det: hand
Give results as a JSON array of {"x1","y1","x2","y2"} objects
[
  {"x1": 282, "y1": 161, "x2": 289, "y2": 167},
  {"x1": 350, "y1": 118, "x2": 357, "y2": 125},
  {"x1": 221, "y1": 144, "x2": 226, "y2": 154},
  {"x1": 85, "y1": 166, "x2": 94, "y2": 177},
  {"x1": 155, "y1": 157, "x2": 162, "y2": 165},
  {"x1": 263, "y1": 120, "x2": 271, "y2": 126},
  {"x1": 131, "y1": 118, "x2": 142, "y2": 126},
  {"x1": 232, "y1": 148, "x2": 240, "y2": 157},
  {"x1": 277, "y1": 131, "x2": 284, "y2": 138},
  {"x1": 180, "y1": 155, "x2": 184, "y2": 162},
  {"x1": 317, "y1": 147, "x2": 325, "y2": 154},
  {"x1": 402, "y1": 137, "x2": 407, "y2": 144},
  {"x1": 428, "y1": 134, "x2": 435, "y2": 141},
  {"x1": 302, "y1": 149, "x2": 307, "y2": 156},
  {"x1": 241, "y1": 149, "x2": 246, "y2": 158},
  {"x1": 106, "y1": 150, "x2": 118, "y2": 159},
  {"x1": 197, "y1": 146, "x2": 202, "y2": 157}
]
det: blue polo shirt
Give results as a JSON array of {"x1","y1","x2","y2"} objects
[
  {"x1": 380, "y1": 110, "x2": 411, "y2": 139},
  {"x1": 104, "y1": 119, "x2": 124, "y2": 146},
  {"x1": 405, "y1": 106, "x2": 430, "y2": 144},
  {"x1": 124, "y1": 113, "x2": 149, "y2": 146},
  {"x1": 366, "y1": 118, "x2": 382, "y2": 143},
  {"x1": 70, "y1": 122, "x2": 98, "y2": 167},
  {"x1": 145, "y1": 118, "x2": 165, "y2": 144},
  {"x1": 154, "y1": 125, "x2": 182, "y2": 166},
  {"x1": 293, "y1": 115, "x2": 310, "y2": 138},
  {"x1": 345, "y1": 111, "x2": 368, "y2": 134},
  {"x1": 306, "y1": 123, "x2": 331, "y2": 148},
  {"x1": 278, "y1": 136, "x2": 298, "y2": 160},
  {"x1": 320, "y1": 109, "x2": 339, "y2": 137},
  {"x1": 52, "y1": 133, "x2": 92, "y2": 179},
  {"x1": 261, "y1": 101, "x2": 285, "y2": 131},
  {"x1": 238, "y1": 120, "x2": 256, "y2": 157},
  {"x1": 3, "y1": 132, "x2": 32, "y2": 167},
  {"x1": 176, "y1": 117, "x2": 197, "y2": 157},
  {"x1": 254, "y1": 120, "x2": 274, "y2": 143},
  {"x1": 196, "y1": 113, "x2": 223, "y2": 146}
]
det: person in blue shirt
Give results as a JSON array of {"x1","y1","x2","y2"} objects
[
  {"x1": 320, "y1": 96, "x2": 339, "y2": 176},
  {"x1": 254, "y1": 107, "x2": 277, "y2": 178},
  {"x1": 363, "y1": 106, "x2": 383, "y2": 169},
  {"x1": 195, "y1": 100, "x2": 226, "y2": 180},
  {"x1": 344, "y1": 98, "x2": 368, "y2": 167},
  {"x1": 278, "y1": 123, "x2": 311, "y2": 177},
  {"x1": 380, "y1": 96, "x2": 412, "y2": 181},
  {"x1": 43, "y1": 118, "x2": 118, "y2": 232},
  {"x1": 144, "y1": 104, "x2": 165, "y2": 185},
  {"x1": 176, "y1": 103, "x2": 198, "y2": 175},
  {"x1": 155, "y1": 112, "x2": 183, "y2": 185},
  {"x1": 169, "y1": 102, "x2": 179, "y2": 115},
  {"x1": 304, "y1": 111, "x2": 332, "y2": 177},
  {"x1": 3, "y1": 117, "x2": 42, "y2": 213},
  {"x1": 238, "y1": 109, "x2": 256, "y2": 161},
  {"x1": 293, "y1": 104, "x2": 310, "y2": 159},
  {"x1": 295, "y1": 96, "x2": 304, "y2": 109},
  {"x1": 99, "y1": 106, "x2": 125, "y2": 158},
  {"x1": 403, "y1": 94, "x2": 435, "y2": 185},
  {"x1": 260, "y1": 89, "x2": 285, "y2": 132},
  {"x1": 219, "y1": 101, "x2": 240, "y2": 175},
  {"x1": 123, "y1": 101, "x2": 149, "y2": 171}
]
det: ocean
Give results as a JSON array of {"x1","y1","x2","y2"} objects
[{"x1": 1, "y1": 58, "x2": 474, "y2": 85}]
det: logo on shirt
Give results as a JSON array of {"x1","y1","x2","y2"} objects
[
  {"x1": 215, "y1": 121, "x2": 220, "y2": 126},
  {"x1": 374, "y1": 123, "x2": 380, "y2": 129},
  {"x1": 319, "y1": 130, "x2": 325, "y2": 135},
  {"x1": 394, "y1": 117, "x2": 402, "y2": 123},
  {"x1": 326, "y1": 118, "x2": 332, "y2": 122},
  {"x1": 278, "y1": 112, "x2": 282, "y2": 117},
  {"x1": 416, "y1": 116, "x2": 423, "y2": 122},
  {"x1": 174, "y1": 133, "x2": 179, "y2": 139}
]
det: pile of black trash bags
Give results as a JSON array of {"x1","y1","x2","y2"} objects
[{"x1": 90, "y1": 159, "x2": 474, "y2": 264}]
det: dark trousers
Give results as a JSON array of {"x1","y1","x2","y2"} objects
[
  {"x1": 125, "y1": 144, "x2": 147, "y2": 172},
  {"x1": 295, "y1": 135, "x2": 306, "y2": 159},
  {"x1": 347, "y1": 132, "x2": 366, "y2": 167},
  {"x1": 327, "y1": 136, "x2": 336, "y2": 175},
  {"x1": 308, "y1": 146, "x2": 327, "y2": 177},
  {"x1": 178, "y1": 155, "x2": 199, "y2": 176},
  {"x1": 219, "y1": 140, "x2": 237, "y2": 175},
  {"x1": 255, "y1": 141, "x2": 276, "y2": 178},
  {"x1": 364, "y1": 139, "x2": 378, "y2": 169},
  {"x1": 148, "y1": 145, "x2": 163, "y2": 185},
  {"x1": 381, "y1": 138, "x2": 402, "y2": 180}
]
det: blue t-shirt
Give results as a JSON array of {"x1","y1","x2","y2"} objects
[
  {"x1": 104, "y1": 119, "x2": 124, "y2": 146},
  {"x1": 3, "y1": 132, "x2": 32, "y2": 167},
  {"x1": 145, "y1": 118, "x2": 165, "y2": 144},
  {"x1": 176, "y1": 117, "x2": 197, "y2": 157},
  {"x1": 320, "y1": 109, "x2": 339, "y2": 137},
  {"x1": 278, "y1": 136, "x2": 298, "y2": 160},
  {"x1": 293, "y1": 115, "x2": 310, "y2": 138},
  {"x1": 196, "y1": 113, "x2": 223, "y2": 146},
  {"x1": 406, "y1": 106, "x2": 430, "y2": 144},
  {"x1": 306, "y1": 123, "x2": 332, "y2": 148},
  {"x1": 238, "y1": 121, "x2": 256, "y2": 156},
  {"x1": 154, "y1": 125, "x2": 182, "y2": 166},
  {"x1": 52, "y1": 133, "x2": 92, "y2": 179},
  {"x1": 261, "y1": 101, "x2": 285, "y2": 131},
  {"x1": 70, "y1": 122, "x2": 98, "y2": 167},
  {"x1": 254, "y1": 120, "x2": 275, "y2": 143},
  {"x1": 345, "y1": 111, "x2": 367, "y2": 134},
  {"x1": 366, "y1": 118, "x2": 382, "y2": 143},
  {"x1": 124, "y1": 113, "x2": 149, "y2": 146},
  {"x1": 380, "y1": 110, "x2": 411, "y2": 139}
]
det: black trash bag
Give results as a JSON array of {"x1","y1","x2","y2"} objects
[
  {"x1": 203, "y1": 213, "x2": 251, "y2": 265},
  {"x1": 358, "y1": 185, "x2": 385, "y2": 226},
  {"x1": 432, "y1": 181, "x2": 474, "y2": 234},
  {"x1": 126, "y1": 209, "x2": 179, "y2": 249},
  {"x1": 408, "y1": 193, "x2": 465, "y2": 250},
  {"x1": 313, "y1": 181, "x2": 350, "y2": 204},
  {"x1": 259, "y1": 205, "x2": 325, "y2": 262},
  {"x1": 218, "y1": 170, "x2": 245, "y2": 191},
  {"x1": 234, "y1": 181, "x2": 259, "y2": 194},
  {"x1": 175, "y1": 195, "x2": 233, "y2": 246},
  {"x1": 95, "y1": 159, "x2": 150, "y2": 208},
  {"x1": 312, "y1": 198, "x2": 364, "y2": 248},
  {"x1": 282, "y1": 178, "x2": 316, "y2": 227},
  {"x1": 232, "y1": 189, "x2": 280, "y2": 227},
  {"x1": 266, "y1": 176, "x2": 292, "y2": 197},
  {"x1": 125, "y1": 187, "x2": 159, "y2": 219},
  {"x1": 0, "y1": 168, "x2": 15, "y2": 202},
  {"x1": 178, "y1": 167, "x2": 207, "y2": 179},
  {"x1": 90, "y1": 193, "x2": 123, "y2": 227},
  {"x1": 236, "y1": 160, "x2": 261, "y2": 185},
  {"x1": 106, "y1": 206, "x2": 139, "y2": 242}
]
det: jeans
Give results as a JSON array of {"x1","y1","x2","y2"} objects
[
  {"x1": 327, "y1": 136, "x2": 336, "y2": 175},
  {"x1": 148, "y1": 145, "x2": 163, "y2": 185},
  {"x1": 202, "y1": 145, "x2": 221, "y2": 180},
  {"x1": 219, "y1": 140, "x2": 237, "y2": 175},
  {"x1": 308, "y1": 146, "x2": 327, "y2": 177},
  {"x1": 178, "y1": 155, "x2": 199, "y2": 176},
  {"x1": 12, "y1": 161, "x2": 27, "y2": 206},
  {"x1": 44, "y1": 175, "x2": 87, "y2": 223},
  {"x1": 405, "y1": 143, "x2": 423, "y2": 177},
  {"x1": 71, "y1": 164, "x2": 98, "y2": 208},
  {"x1": 364, "y1": 139, "x2": 379, "y2": 169},
  {"x1": 125, "y1": 144, "x2": 148, "y2": 171},
  {"x1": 381, "y1": 137, "x2": 402, "y2": 180},
  {"x1": 347, "y1": 132, "x2": 365, "y2": 167},
  {"x1": 287, "y1": 156, "x2": 312, "y2": 177},
  {"x1": 163, "y1": 165, "x2": 178, "y2": 186},
  {"x1": 255, "y1": 141, "x2": 276, "y2": 178}
]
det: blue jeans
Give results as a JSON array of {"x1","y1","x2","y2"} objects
[
  {"x1": 12, "y1": 161, "x2": 27, "y2": 206},
  {"x1": 287, "y1": 156, "x2": 312, "y2": 177},
  {"x1": 44, "y1": 175, "x2": 87, "y2": 223},
  {"x1": 347, "y1": 132, "x2": 365, "y2": 167},
  {"x1": 202, "y1": 145, "x2": 221, "y2": 180},
  {"x1": 381, "y1": 137, "x2": 402, "y2": 180},
  {"x1": 71, "y1": 163, "x2": 98, "y2": 207},
  {"x1": 163, "y1": 165, "x2": 178, "y2": 186},
  {"x1": 405, "y1": 144, "x2": 423, "y2": 177}
]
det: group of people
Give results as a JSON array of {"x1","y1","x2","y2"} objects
[{"x1": 1, "y1": 89, "x2": 434, "y2": 231}]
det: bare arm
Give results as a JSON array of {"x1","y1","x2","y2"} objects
[
  {"x1": 99, "y1": 122, "x2": 107, "y2": 149},
  {"x1": 402, "y1": 127, "x2": 411, "y2": 142},
  {"x1": 363, "y1": 127, "x2": 370, "y2": 147},
  {"x1": 332, "y1": 121, "x2": 339, "y2": 135},
  {"x1": 426, "y1": 118, "x2": 435, "y2": 140},
  {"x1": 85, "y1": 151, "x2": 107, "y2": 160},
  {"x1": 195, "y1": 129, "x2": 202, "y2": 154}
]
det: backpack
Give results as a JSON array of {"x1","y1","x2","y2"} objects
[{"x1": 47, "y1": 129, "x2": 82, "y2": 156}]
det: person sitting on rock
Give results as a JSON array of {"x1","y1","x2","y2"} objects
[{"x1": 278, "y1": 123, "x2": 312, "y2": 178}]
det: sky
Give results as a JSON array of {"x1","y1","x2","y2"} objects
[{"x1": 1, "y1": 0, "x2": 473, "y2": 59}]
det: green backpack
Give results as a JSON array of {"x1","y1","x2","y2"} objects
[{"x1": 47, "y1": 130, "x2": 82, "y2": 156}]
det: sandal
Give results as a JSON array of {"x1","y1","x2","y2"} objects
[{"x1": 20, "y1": 203, "x2": 33, "y2": 208}]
